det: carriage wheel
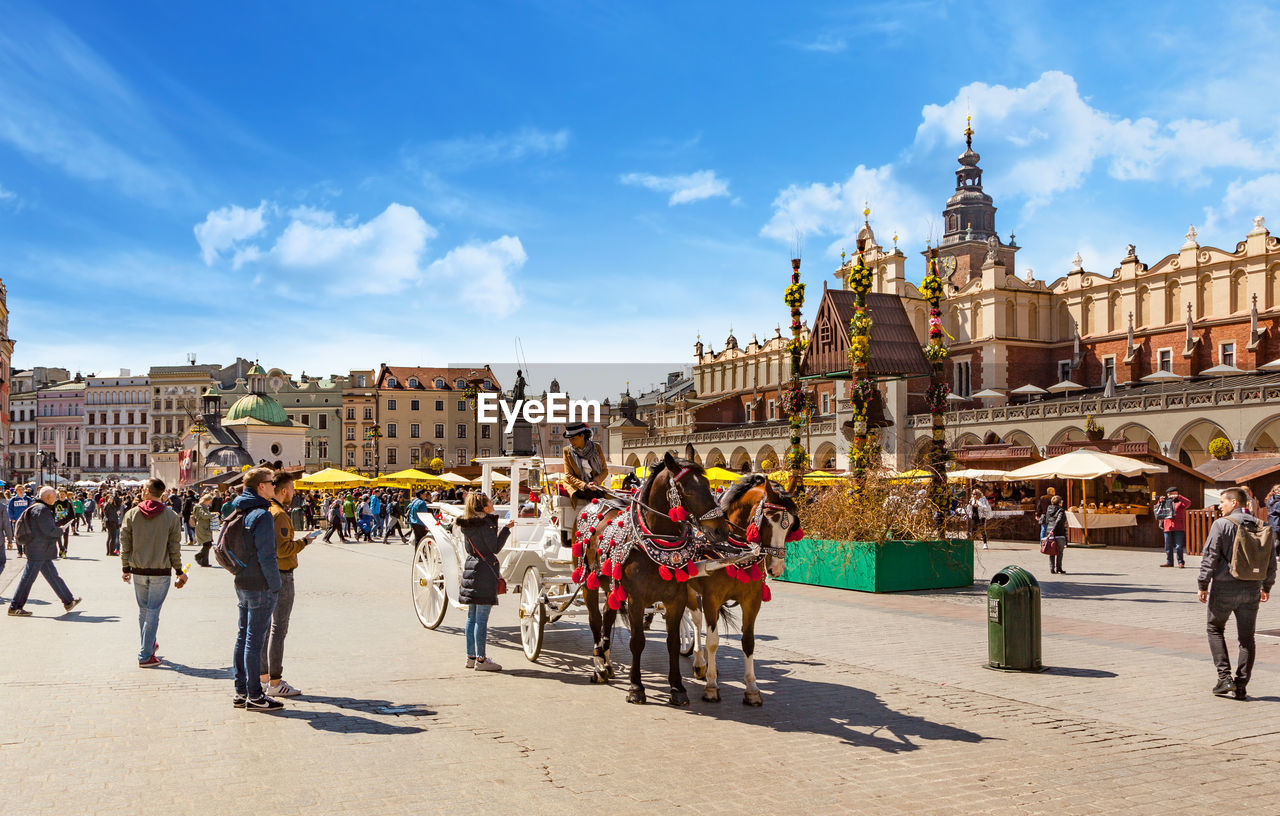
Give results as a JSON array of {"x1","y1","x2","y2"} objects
[
  {"x1": 679, "y1": 608, "x2": 696, "y2": 656},
  {"x1": 519, "y1": 566, "x2": 546, "y2": 662},
  {"x1": 411, "y1": 539, "x2": 447, "y2": 630}
]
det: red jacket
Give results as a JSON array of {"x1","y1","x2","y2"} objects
[{"x1": 1159, "y1": 495, "x2": 1191, "y2": 533}]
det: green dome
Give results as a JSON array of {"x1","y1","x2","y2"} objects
[{"x1": 226, "y1": 392, "x2": 288, "y2": 425}]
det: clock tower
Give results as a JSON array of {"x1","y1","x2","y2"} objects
[{"x1": 927, "y1": 118, "x2": 1017, "y2": 286}]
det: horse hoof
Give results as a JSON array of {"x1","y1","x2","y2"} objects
[
  {"x1": 606, "y1": 665, "x2": 616, "y2": 679},
  {"x1": 670, "y1": 690, "x2": 690, "y2": 707},
  {"x1": 702, "y1": 688, "x2": 720, "y2": 703},
  {"x1": 626, "y1": 687, "x2": 647, "y2": 705},
  {"x1": 589, "y1": 671, "x2": 609, "y2": 685},
  {"x1": 743, "y1": 692, "x2": 763, "y2": 707},
  {"x1": 692, "y1": 665, "x2": 706, "y2": 680}
]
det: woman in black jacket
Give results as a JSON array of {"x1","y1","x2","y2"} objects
[
  {"x1": 1043, "y1": 495, "x2": 1068, "y2": 575},
  {"x1": 457, "y1": 491, "x2": 514, "y2": 672}
]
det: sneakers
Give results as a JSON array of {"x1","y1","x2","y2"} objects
[
  {"x1": 1159, "y1": 563, "x2": 1174, "y2": 568},
  {"x1": 1178, "y1": 564, "x2": 1186, "y2": 568},
  {"x1": 8, "y1": 607, "x2": 31, "y2": 617},
  {"x1": 63, "y1": 597, "x2": 82, "y2": 613},
  {"x1": 1212, "y1": 677, "x2": 1236, "y2": 697},
  {"x1": 233, "y1": 694, "x2": 247, "y2": 708},
  {"x1": 138, "y1": 656, "x2": 162, "y2": 668},
  {"x1": 245, "y1": 695, "x2": 285, "y2": 711},
  {"x1": 266, "y1": 680, "x2": 302, "y2": 697},
  {"x1": 474, "y1": 657, "x2": 502, "y2": 672},
  {"x1": 1234, "y1": 684, "x2": 1249, "y2": 701},
  {"x1": 466, "y1": 657, "x2": 476, "y2": 669}
]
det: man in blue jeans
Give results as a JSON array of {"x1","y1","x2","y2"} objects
[
  {"x1": 8, "y1": 486, "x2": 80, "y2": 617},
  {"x1": 229, "y1": 466, "x2": 284, "y2": 712},
  {"x1": 1157, "y1": 486, "x2": 1192, "y2": 568},
  {"x1": 120, "y1": 478, "x2": 186, "y2": 667},
  {"x1": 8, "y1": 486, "x2": 31, "y2": 557}
]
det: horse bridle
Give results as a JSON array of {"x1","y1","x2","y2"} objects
[
  {"x1": 725, "y1": 497, "x2": 792, "y2": 558},
  {"x1": 629, "y1": 466, "x2": 725, "y2": 543},
  {"x1": 667, "y1": 467, "x2": 725, "y2": 523}
]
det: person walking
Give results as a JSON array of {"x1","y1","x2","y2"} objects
[
  {"x1": 260, "y1": 470, "x2": 314, "y2": 698},
  {"x1": 370, "y1": 491, "x2": 383, "y2": 539},
  {"x1": 8, "y1": 486, "x2": 31, "y2": 557},
  {"x1": 321, "y1": 494, "x2": 347, "y2": 543},
  {"x1": 967, "y1": 488, "x2": 992, "y2": 550},
  {"x1": 229, "y1": 466, "x2": 284, "y2": 712},
  {"x1": 192, "y1": 493, "x2": 216, "y2": 567},
  {"x1": 0, "y1": 490, "x2": 13, "y2": 553},
  {"x1": 1265, "y1": 484, "x2": 1280, "y2": 543},
  {"x1": 71, "y1": 494, "x2": 85, "y2": 535},
  {"x1": 356, "y1": 495, "x2": 374, "y2": 542},
  {"x1": 1198, "y1": 487, "x2": 1276, "y2": 700},
  {"x1": 120, "y1": 478, "x2": 186, "y2": 668},
  {"x1": 457, "y1": 491, "x2": 514, "y2": 671},
  {"x1": 1043, "y1": 495, "x2": 1068, "y2": 574},
  {"x1": 1155, "y1": 486, "x2": 1192, "y2": 568},
  {"x1": 342, "y1": 493, "x2": 357, "y2": 538},
  {"x1": 53, "y1": 490, "x2": 74, "y2": 556},
  {"x1": 181, "y1": 491, "x2": 196, "y2": 545},
  {"x1": 382, "y1": 492, "x2": 408, "y2": 543},
  {"x1": 103, "y1": 493, "x2": 122, "y2": 556},
  {"x1": 7, "y1": 486, "x2": 81, "y2": 617},
  {"x1": 82, "y1": 493, "x2": 96, "y2": 532}
]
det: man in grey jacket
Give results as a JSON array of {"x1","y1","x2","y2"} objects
[
  {"x1": 7, "y1": 486, "x2": 80, "y2": 617},
  {"x1": 121, "y1": 478, "x2": 187, "y2": 667},
  {"x1": 1198, "y1": 487, "x2": 1276, "y2": 700}
]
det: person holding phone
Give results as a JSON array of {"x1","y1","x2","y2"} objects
[
  {"x1": 259, "y1": 470, "x2": 313, "y2": 698},
  {"x1": 457, "y1": 491, "x2": 514, "y2": 671}
]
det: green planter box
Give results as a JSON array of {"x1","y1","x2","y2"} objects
[{"x1": 777, "y1": 538, "x2": 974, "y2": 593}]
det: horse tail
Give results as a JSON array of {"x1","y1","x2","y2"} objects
[{"x1": 714, "y1": 601, "x2": 740, "y2": 634}]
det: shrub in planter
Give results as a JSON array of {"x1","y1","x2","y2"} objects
[{"x1": 1208, "y1": 437, "x2": 1233, "y2": 460}]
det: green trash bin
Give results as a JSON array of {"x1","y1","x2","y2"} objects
[{"x1": 986, "y1": 565, "x2": 1045, "y2": 671}]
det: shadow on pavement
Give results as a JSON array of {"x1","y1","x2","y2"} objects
[
  {"x1": 274, "y1": 696, "x2": 430, "y2": 735},
  {"x1": 61, "y1": 613, "x2": 120, "y2": 623},
  {"x1": 487, "y1": 622, "x2": 987, "y2": 753},
  {"x1": 1043, "y1": 666, "x2": 1119, "y2": 678},
  {"x1": 159, "y1": 660, "x2": 234, "y2": 680}
]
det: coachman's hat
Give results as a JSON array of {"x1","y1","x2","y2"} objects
[{"x1": 562, "y1": 422, "x2": 592, "y2": 439}]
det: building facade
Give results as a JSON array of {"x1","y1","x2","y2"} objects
[
  {"x1": 9, "y1": 390, "x2": 37, "y2": 483},
  {"x1": 149, "y1": 364, "x2": 219, "y2": 453},
  {"x1": 84, "y1": 372, "x2": 150, "y2": 480},
  {"x1": 371, "y1": 365, "x2": 501, "y2": 472},
  {"x1": 215, "y1": 368, "x2": 347, "y2": 471},
  {"x1": 36, "y1": 380, "x2": 85, "y2": 482}
]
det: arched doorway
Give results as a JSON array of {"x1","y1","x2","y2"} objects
[
  {"x1": 1171, "y1": 419, "x2": 1229, "y2": 467},
  {"x1": 729, "y1": 446, "x2": 752, "y2": 473},
  {"x1": 812, "y1": 442, "x2": 838, "y2": 470}
]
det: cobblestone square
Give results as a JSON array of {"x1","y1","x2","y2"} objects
[{"x1": 3, "y1": 532, "x2": 1279, "y2": 814}]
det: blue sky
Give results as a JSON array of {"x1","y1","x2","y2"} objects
[{"x1": 2, "y1": 0, "x2": 1278, "y2": 396}]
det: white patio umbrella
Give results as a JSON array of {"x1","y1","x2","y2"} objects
[
  {"x1": 1141, "y1": 369, "x2": 1183, "y2": 395},
  {"x1": 1010, "y1": 383, "x2": 1049, "y2": 404},
  {"x1": 948, "y1": 468, "x2": 1009, "y2": 482},
  {"x1": 971, "y1": 388, "x2": 1006, "y2": 403},
  {"x1": 1005, "y1": 450, "x2": 1167, "y2": 544},
  {"x1": 1258, "y1": 358, "x2": 1280, "y2": 371},
  {"x1": 1198, "y1": 363, "x2": 1245, "y2": 377},
  {"x1": 946, "y1": 392, "x2": 969, "y2": 404},
  {"x1": 1047, "y1": 379, "x2": 1085, "y2": 393}
]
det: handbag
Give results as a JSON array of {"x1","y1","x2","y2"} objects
[{"x1": 1039, "y1": 535, "x2": 1060, "y2": 556}]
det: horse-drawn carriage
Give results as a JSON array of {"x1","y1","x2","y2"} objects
[{"x1": 409, "y1": 456, "x2": 696, "y2": 660}]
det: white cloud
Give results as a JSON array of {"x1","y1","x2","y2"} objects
[
  {"x1": 790, "y1": 34, "x2": 847, "y2": 53},
  {"x1": 915, "y1": 71, "x2": 1275, "y2": 208},
  {"x1": 620, "y1": 170, "x2": 731, "y2": 205},
  {"x1": 426, "y1": 236, "x2": 525, "y2": 317},
  {"x1": 193, "y1": 201, "x2": 269, "y2": 265},
  {"x1": 271, "y1": 203, "x2": 437, "y2": 293},
  {"x1": 421, "y1": 127, "x2": 570, "y2": 172},
  {"x1": 761, "y1": 163, "x2": 932, "y2": 257},
  {"x1": 1204, "y1": 174, "x2": 1280, "y2": 235}
]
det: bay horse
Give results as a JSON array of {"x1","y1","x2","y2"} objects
[
  {"x1": 574, "y1": 451, "x2": 730, "y2": 706},
  {"x1": 689, "y1": 474, "x2": 800, "y2": 706}
]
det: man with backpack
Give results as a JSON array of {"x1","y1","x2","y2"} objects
[
  {"x1": 8, "y1": 486, "x2": 81, "y2": 617},
  {"x1": 1155, "y1": 486, "x2": 1192, "y2": 568},
  {"x1": 1198, "y1": 487, "x2": 1276, "y2": 700},
  {"x1": 222, "y1": 466, "x2": 285, "y2": 712}
]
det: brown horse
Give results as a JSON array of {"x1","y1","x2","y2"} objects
[
  {"x1": 574, "y1": 451, "x2": 731, "y2": 706},
  {"x1": 689, "y1": 474, "x2": 800, "y2": 706}
]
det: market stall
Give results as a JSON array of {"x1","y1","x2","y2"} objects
[{"x1": 950, "y1": 443, "x2": 1044, "y2": 540}]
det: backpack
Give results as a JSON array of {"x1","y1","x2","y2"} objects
[
  {"x1": 212, "y1": 508, "x2": 255, "y2": 575},
  {"x1": 13, "y1": 506, "x2": 32, "y2": 550},
  {"x1": 1153, "y1": 498, "x2": 1174, "y2": 521},
  {"x1": 1228, "y1": 513, "x2": 1275, "y2": 581}
]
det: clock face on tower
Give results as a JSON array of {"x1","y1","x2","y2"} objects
[{"x1": 940, "y1": 256, "x2": 957, "y2": 276}]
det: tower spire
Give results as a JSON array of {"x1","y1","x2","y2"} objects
[{"x1": 964, "y1": 114, "x2": 973, "y2": 149}]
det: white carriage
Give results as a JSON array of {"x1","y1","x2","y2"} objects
[{"x1": 410, "y1": 456, "x2": 694, "y2": 661}]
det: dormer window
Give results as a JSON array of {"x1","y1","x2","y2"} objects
[
  {"x1": 434, "y1": 378, "x2": 445, "y2": 388},
  {"x1": 386, "y1": 377, "x2": 397, "y2": 388},
  {"x1": 455, "y1": 378, "x2": 466, "y2": 388},
  {"x1": 482, "y1": 379, "x2": 492, "y2": 390},
  {"x1": 408, "y1": 378, "x2": 419, "y2": 388}
]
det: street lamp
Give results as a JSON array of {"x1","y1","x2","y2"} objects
[
  {"x1": 364, "y1": 425, "x2": 383, "y2": 475},
  {"x1": 463, "y1": 371, "x2": 486, "y2": 464}
]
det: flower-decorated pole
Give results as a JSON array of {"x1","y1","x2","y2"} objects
[
  {"x1": 920, "y1": 250, "x2": 951, "y2": 532},
  {"x1": 846, "y1": 251, "x2": 874, "y2": 484},
  {"x1": 782, "y1": 258, "x2": 808, "y2": 494}
]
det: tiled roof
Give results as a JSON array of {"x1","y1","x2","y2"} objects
[
  {"x1": 377, "y1": 365, "x2": 501, "y2": 391},
  {"x1": 801, "y1": 290, "x2": 933, "y2": 380}
]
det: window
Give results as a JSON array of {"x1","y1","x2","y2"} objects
[
  {"x1": 410, "y1": 448, "x2": 420, "y2": 463},
  {"x1": 480, "y1": 448, "x2": 491, "y2": 458},
  {"x1": 1057, "y1": 360, "x2": 1072, "y2": 383},
  {"x1": 387, "y1": 423, "x2": 397, "y2": 438},
  {"x1": 434, "y1": 378, "x2": 445, "y2": 388},
  {"x1": 408, "y1": 378, "x2": 419, "y2": 388},
  {"x1": 411, "y1": 423, "x2": 421, "y2": 438},
  {"x1": 768, "y1": 399, "x2": 776, "y2": 419},
  {"x1": 164, "y1": 419, "x2": 173, "y2": 433},
  {"x1": 953, "y1": 360, "x2": 972, "y2": 398},
  {"x1": 346, "y1": 427, "x2": 355, "y2": 441},
  {"x1": 88, "y1": 414, "x2": 95, "y2": 425},
  {"x1": 483, "y1": 379, "x2": 493, "y2": 390},
  {"x1": 481, "y1": 425, "x2": 491, "y2": 439},
  {"x1": 164, "y1": 399, "x2": 173, "y2": 410},
  {"x1": 140, "y1": 431, "x2": 146, "y2": 443},
  {"x1": 318, "y1": 414, "x2": 327, "y2": 430},
  {"x1": 114, "y1": 431, "x2": 121, "y2": 445},
  {"x1": 1158, "y1": 349, "x2": 1173, "y2": 372},
  {"x1": 346, "y1": 408, "x2": 355, "y2": 420},
  {"x1": 347, "y1": 451, "x2": 355, "y2": 466},
  {"x1": 113, "y1": 412, "x2": 120, "y2": 425},
  {"x1": 1102, "y1": 356, "x2": 1116, "y2": 386},
  {"x1": 434, "y1": 423, "x2": 444, "y2": 439},
  {"x1": 457, "y1": 424, "x2": 467, "y2": 439},
  {"x1": 387, "y1": 399, "x2": 397, "y2": 411},
  {"x1": 410, "y1": 399, "x2": 420, "y2": 411},
  {"x1": 1221, "y1": 342, "x2": 1236, "y2": 368},
  {"x1": 746, "y1": 403, "x2": 754, "y2": 422},
  {"x1": 127, "y1": 431, "x2": 135, "y2": 445},
  {"x1": 139, "y1": 453, "x2": 147, "y2": 467},
  {"x1": 822, "y1": 393, "x2": 830, "y2": 414},
  {"x1": 126, "y1": 454, "x2": 135, "y2": 469},
  {"x1": 456, "y1": 449, "x2": 467, "y2": 464},
  {"x1": 386, "y1": 377, "x2": 398, "y2": 388},
  {"x1": 364, "y1": 451, "x2": 372, "y2": 467},
  {"x1": 357, "y1": 375, "x2": 367, "y2": 387},
  {"x1": 86, "y1": 431, "x2": 94, "y2": 445},
  {"x1": 455, "y1": 378, "x2": 466, "y2": 388},
  {"x1": 435, "y1": 400, "x2": 444, "y2": 411},
  {"x1": 457, "y1": 400, "x2": 466, "y2": 412},
  {"x1": 301, "y1": 413, "x2": 310, "y2": 427},
  {"x1": 127, "y1": 412, "x2": 134, "y2": 425},
  {"x1": 305, "y1": 441, "x2": 312, "y2": 459},
  {"x1": 386, "y1": 448, "x2": 398, "y2": 465},
  {"x1": 138, "y1": 411, "x2": 145, "y2": 423},
  {"x1": 317, "y1": 440, "x2": 328, "y2": 460},
  {"x1": 114, "y1": 453, "x2": 121, "y2": 470},
  {"x1": 363, "y1": 407, "x2": 373, "y2": 420}
]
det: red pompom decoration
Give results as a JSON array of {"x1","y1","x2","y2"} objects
[
  {"x1": 745, "y1": 523, "x2": 760, "y2": 543},
  {"x1": 580, "y1": 512, "x2": 588, "y2": 520},
  {"x1": 586, "y1": 572, "x2": 600, "y2": 590},
  {"x1": 659, "y1": 565, "x2": 673, "y2": 581},
  {"x1": 685, "y1": 562, "x2": 698, "y2": 577},
  {"x1": 607, "y1": 586, "x2": 627, "y2": 611},
  {"x1": 724, "y1": 565, "x2": 739, "y2": 580},
  {"x1": 736, "y1": 568, "x2": 750, "y2": 583},
  {"x1": 591, "y1": 498, "x2": 599, "y2": 504},
  {"x1": 571, "y1": 566, "x2": 585, "y2": 584},
  {"x1": 612, "y1": 561, "x2": 623, "y2": 580},
  {"x1": 668, "y1": 506, "x2": 688, "y2": 522},
  {"x1": 572, "y1": 542, "x2": 584, "y2": 558},
  {"x1": 600, "y1": 559, "x2": 613, "y2": 576},
  {"x1": 675, "y1": 569, "x2": 689, "y2": 583},
  {"x1": 748, "y1": 564, "x2": 764, "y2": 581},
  {"x1": 786, "y1": 527, "x2": 804, "y2": 543},
  {"x1": 761, "y1": 583, "x2": 772, "y2": 602}
]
